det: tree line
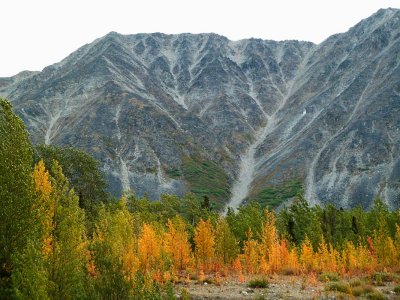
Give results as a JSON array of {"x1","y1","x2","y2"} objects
[{"x1": 1, "y1": 98, "x2": 400, "y2": 299}]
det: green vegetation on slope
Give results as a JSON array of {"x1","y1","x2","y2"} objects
[
  {"x1": 182, "y1": 156, "x2": 230, "y2": 210},
  {"x1": 255, "y1": 179, "x2": 303, "y2": 209}
]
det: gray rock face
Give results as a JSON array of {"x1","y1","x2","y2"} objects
[
  {"x1": 251, "y1": 8, "x2": 400, "y2": 209},
  {"x1": 1, "y1": 8, "x2": 399, "y2": 209}
]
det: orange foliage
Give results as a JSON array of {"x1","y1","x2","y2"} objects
[
  {"x1": 138, "y1": 223, "x2": 161, "y2": 274},
  {"x1": 164, "y1": 218, "x2": 192, "y2": 272},
  {"x1": 315, "y1": 236, "x2": 339, "y2": 274}
]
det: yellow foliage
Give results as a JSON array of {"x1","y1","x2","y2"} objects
[
  {"x1": 259, "y1": 209, "x2": 279, "y2": 263},
  {"x1": 194, "y1": 219, "x2": 215, "y2": 272},
  {"x1": 124, "y1": 242, "x2": 139, "y2": 282},
  {"x1": 32, "y1": 160, "x2": 55, "y2": 257},
  {"x1": 299, "y1": 236, "x2": 314, "y2": 273},
  {"x1": 92, "y1": 198, "x2": 138, "y2": 281},
  {"x1": 33, "y1": 160, "x2": 53, "y2": 196},
  {"x1": 242, "y1": 228, "x2": 260, "y2": 275}
]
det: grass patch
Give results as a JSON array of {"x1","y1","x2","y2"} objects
[
  {"x1": 180, "y1": 288, "x2": 191, "y2": 300},
  {"x1": 182, "y1": 156, "x2": 230, "y2": 210},
  {"x1": 165, "y1": 167, "x2": 182, "y2": 178},
  {"x1": 366, "y1": 291, "x2": 386, "y2": 300},
  {"x1": 318, "y1": 272, "x2": 340, "y2": 282},
  {"x1": 326, "y1": 281, "x2": 351, "y2": 294},
  {"x1": 327, "y1": 280, "x2": 382, "y2": 298},
  {"x1": 349, "y1": 278, "x2": 362, "y2": 287},
  {"x1": 394, "y1": 285, "x2": 400, "y2": 294},
  {"x1": 371, "y1": 272, "x2": 394, "y2": 286},
  {"x1": 256, "y1": 179, "x2": 303, "y2": 209},
  {"x1": 248, "y1": 278, "x2": 269, "y2": 289}
]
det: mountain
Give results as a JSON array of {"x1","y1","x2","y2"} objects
[{"x1": 1, "y1": 8, "x2": 399, "y2": 210}]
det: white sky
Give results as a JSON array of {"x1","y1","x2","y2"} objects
[{"x1": 1, "y1": 0, "x2": 399, "y2": 77}]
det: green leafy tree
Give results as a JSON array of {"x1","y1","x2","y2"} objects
[
  {"x1": 0, "y1": 98, "x2": 33, "y2": 296},
  {"x1": 48, "y1": 161, "x2": 89, "y2": 299},
  {"x1": 283, "y1": 196, "x2": 322, "y2": 248},
  {"x1": 91, "y1": 198, "x2": 136, "y2": 299},
  {"x1": 12, "y1": 160, "x2": 90, "y2": 299},
  {"x1": 214, "y1": 217, "x2": 239, "y2": 266},
  {"x1": 12, "y1": 160, "x2": 54, "y2": 299},
  {"x1": 226, "y1": 201, "x2": 263, "y2": 247},
  {"x1": 12, "y1": 239, "x2": 50, "y2": 300}
]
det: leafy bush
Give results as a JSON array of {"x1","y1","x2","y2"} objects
[
  {"x1": 248, "y1": 278, "x2": 269, "y2": 289},
  {"x1": 371, "y1": 272, "x2": 394, "y2": 285},
  {"x1": 394, "y1": 285, "x2": 400, "y2": 294},
  {"x1": 350, "y1": 285, "x2": 375, "y2": 297}
]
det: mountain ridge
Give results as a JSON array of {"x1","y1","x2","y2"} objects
[{"x1": 1, "y1": 8, "x2": 399, "y2": 209}]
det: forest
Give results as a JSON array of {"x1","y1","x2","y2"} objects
[{"x1": 1, "y1": 97, "x2": 400, "y2": 299}]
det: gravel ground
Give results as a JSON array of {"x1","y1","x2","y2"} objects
[{"x1": 174, "y1": 275, "x2": 399, "y2": 299}]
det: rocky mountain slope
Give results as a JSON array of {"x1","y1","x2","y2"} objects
[{"x1": 1, "y1": 8, "x2": 399, "y2": 210}]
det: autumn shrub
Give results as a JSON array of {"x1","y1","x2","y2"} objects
[
  {"x1": 197, "y1": 273, "x2": 213, "y2": 284},
  {"x1": 248, "y1": 278, "x2": 269, "y2": 288},
  {"x1": 282, "y1": 267, "x2": 297, "y2": 276},
  {"x1": 318, "y1": 272, "x2": 340, "y2": 282},
  {"x1": 362, "y1": 285, "x2": 376, "y2": 294},
  {"x1": 350, "y1": 284, "x2": 375, "y2": 297},
  {"x1": 351, "y1": 286, "x2": 365, "y2": 297}
]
